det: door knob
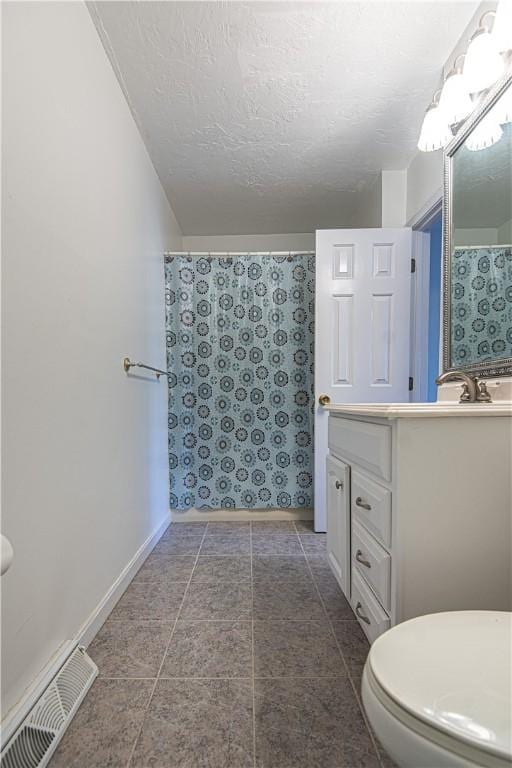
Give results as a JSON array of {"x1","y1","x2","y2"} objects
[{"x1": 318, "y1": 394, "x2": 331, "y2": 406}]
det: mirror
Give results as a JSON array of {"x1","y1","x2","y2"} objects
[{"x1": 443, "y1": 73, "x2": 512, "y2": 377}]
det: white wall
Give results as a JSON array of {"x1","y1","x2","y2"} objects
[
  {"x1": 181, "y1": 233, "x2": 315, "y2": 252},
  {"x1": 453, "y1": 228, "x2": 499, "y2": 246},
  {"x1": 351, "y1": 174, "x2": 382, "y2": 228},
  {"x1": 351, "y1": 170, "x2": 407, "y2": 229},
  {"x1": 497, "y1": 219, "x2": 512, "y2": 243},
  {"x1": 381, "y1": 170, "x2": 407, "y2": 227},
  {"x1": 452, "y1": 222, "x2": 512, "y2": 246},
  {"x1": 1, "y1": 1, "x2": 182, "y2": 721},
  {"x1": 406, "y1": 150, "x2": 444, "y2": 225}
]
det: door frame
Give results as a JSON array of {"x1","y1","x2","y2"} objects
[
  {"x1": 409, "y1": 232, "x2": 430, "y2": 403},
  {"x1": 408, "y1": 198, "x2": 443, "y2": 403}
]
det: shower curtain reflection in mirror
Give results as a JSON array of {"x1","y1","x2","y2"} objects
[{"x1": 165, "y1": 253, "x2": 315, "y2": 511}]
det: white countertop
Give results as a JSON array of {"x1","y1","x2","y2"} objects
[{"x1": 325, "y1": 402, "x2": 512, "y2": 418}]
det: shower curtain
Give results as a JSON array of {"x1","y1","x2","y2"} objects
[
  {"x1": 165, "y1": 253, "x2": 315, "y2": 510},
  {"x1": 451, "y1": 245, "x2": 512, "y2": 367}
]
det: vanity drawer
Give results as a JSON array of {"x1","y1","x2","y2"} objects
[
  {"x1": 351, "y1": 569, "x2": 391, "y2": 644},
  {"x1": 351, "y1": 470, "x2": 392, "y2": 549},
  {"x1": 329, "y1": 416, "x2": 391, "y2": 481},
  {"x1": 352, "y1": 520, "x2": 391, "y2": 612}
]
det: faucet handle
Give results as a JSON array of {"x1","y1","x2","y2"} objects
[
  {"x1": 476, "y1": 380, "x2": 492, "y2": 403},
  {"x1": 459, "y1": 382, "x2": 472, "y2": 401}
]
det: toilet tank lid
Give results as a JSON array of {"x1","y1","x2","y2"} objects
[{"x1": 368, "y1": 611, "x2": 512, "y2": 761}]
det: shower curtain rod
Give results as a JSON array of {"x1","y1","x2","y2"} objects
[{"x1": 164, "y1": 250, "x2": 315, "y2": 257}]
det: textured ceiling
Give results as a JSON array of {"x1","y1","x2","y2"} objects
[{"x1": 90, "y1": 1, "x2": 478, "y2": 235}]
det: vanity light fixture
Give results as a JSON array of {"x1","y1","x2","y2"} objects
[
  {"x1": 494, "y1": 81, "x2": 512, "y2": 124},
  {"x1": 417, "y1": 91, "x2": 452, "y2": 152},
  {"x1": 463, "y1": 11, "x2": 504, "y2": 94},
  {"x1": 493, "y1": 0, "x2": 512, "y2": 54},
  {"x1": 418, "y1": 6, "x2": 510, "y2": 152},
  {"x1": 465, "y1": 111, "x2": 503, "y2": 151},
  {"x1": 438, "y1": 55, "x2": 473, "y2": 124}
]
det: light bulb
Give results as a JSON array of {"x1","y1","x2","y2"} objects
[
  {"x1": 493, "y1": 0, "x2": 512, "y2": 53},
  {"x1": 463, "y1": 24, "x2": 504, "y2": 93},
  {"x1": 439, "y1": 70, "x2": 473, "y2": 124},
  {"x1": 417, "y1": 102, "x2": 453, "y2": 152},
  {"x1": 465, "y1": 113, "x2": 503, "y2": 151}
]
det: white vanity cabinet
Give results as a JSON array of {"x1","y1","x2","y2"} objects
[{"x1": 326, "y1": 404, "x2": 512, "y2": 643}]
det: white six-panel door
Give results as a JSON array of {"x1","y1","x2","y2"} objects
[{"x1": 314, "y1": 228, "x2": 412, "y2": 531}]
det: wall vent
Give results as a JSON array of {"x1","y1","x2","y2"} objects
[{"x1": 1, "y1": 646, "x2": 97, "y2": 768}]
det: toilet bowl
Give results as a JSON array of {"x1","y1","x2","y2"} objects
[{"x1": 361, "y1": 611, "x2": 512, "y2": 768}]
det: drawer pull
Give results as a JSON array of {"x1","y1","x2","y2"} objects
[
  {"x1": 355, "y1": 549, "x2": 371, "y2": 568},
  {"x1": 355, "y1": 496, "x2": 372, "y2": 511},
  {"x1": 355, "y1": 601, "x2": 371, "y2": 625},
  {"x1": 335, "y1": 480, "x2": 344, "y2": 490}
]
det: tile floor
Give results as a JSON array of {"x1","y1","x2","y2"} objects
[{"x1": 49, "y1": 520, "x2": 396, "y2": 768}]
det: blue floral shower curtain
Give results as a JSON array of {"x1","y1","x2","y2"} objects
[
  {"x1": 165, "y1": 253, "x2": 315, "y2": 510},
  {"x1": 451, "y1": 245, "x2": 512, "y2": 367}
]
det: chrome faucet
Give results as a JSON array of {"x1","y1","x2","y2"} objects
[{"x1": 435, "y1": 370, "x2": 492, "y2": 403}]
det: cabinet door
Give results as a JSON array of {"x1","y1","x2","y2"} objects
[{"x1": 326, "y1": 455, "x2": 351, "y2": 599}]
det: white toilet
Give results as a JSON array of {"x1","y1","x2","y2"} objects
[{"x1": 362, "y1": 611, "x2": 512, "y2": 768}]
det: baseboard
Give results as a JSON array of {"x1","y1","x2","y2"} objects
[
  {"x1": 170, "y1": 507, "x2": 313, "y2": 522},
  {"x1": 0, "y1": 512, "x2": 170, "y2": 747},
  {"x1": 78, "y1": 512, "x2": 170, "y2": 647}
]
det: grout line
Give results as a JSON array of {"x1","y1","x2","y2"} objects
[
  {"x1": 296, "y1": 542, "x2": 388, "y2": 767},
  {"x1": 100, "y1": 674, "x2": 350, "y2": 681},
  {"x1": 250, "y1": 521, "x2": 257, "y2": 768},
  {"x1": 329, "y1": 622, "x2": 384, "y2": 765},
  {"x1": 106, "y1": 617, "x2": 354, "y2": 623},
  {"x1": 159, "y1": 674, "x2": 348, "y2": 680},
  {"x1": 160, "y1": 675, "x2": 254, "y2": 681},
  {"x1": 97, "y1": 676, "x2": 158, "y2": 681},
  {"x1": 156, "y1": 617, "x2": 253, "y2": 622},
  {"x1": 298, "y1": 538, "x2": 385, "y2": 768},
  {"x1": 131, "y1": 676, "x2": 252, "y2": 681},
  {"x1": 189, "y1": 551, "x2": 316, "y2": 557},
  {"x1": 295, "y1": 536, "x2": 345, "y2": 639},
  {"x1": 189, "y1": 581, "x2": 253, "y2": 585},
  {"x1": 125, "y1": 524, "x2": 209, "y2": 768}
]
